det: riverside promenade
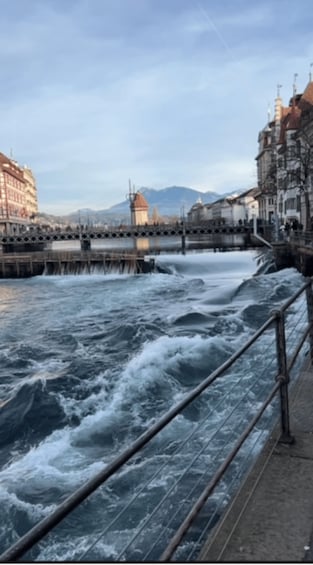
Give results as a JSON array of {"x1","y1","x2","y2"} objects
[{"x1": 199, "y1": 357, "x2": 313, "y2": 563}]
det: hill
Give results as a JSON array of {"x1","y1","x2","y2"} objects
[
  {"x1": 37, "y1": 185, "x2": 237, "y2": 226},
  {"x1": 107, "y1": 186, "x2": 226, "y2": 216}
]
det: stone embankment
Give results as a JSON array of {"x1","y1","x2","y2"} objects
[{"x1": 272, "y1": 236, "x2": 313, "y2": 276}]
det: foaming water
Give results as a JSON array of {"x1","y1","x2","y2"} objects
[{"x1": 0, "y1": 250, "x2": 306, "y2": 560}]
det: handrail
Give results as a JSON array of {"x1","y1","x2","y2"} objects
[
  {"x1": 160, "y1": 382, "x2": 280, "y2": 561},
  {"x1": 0, "y1": 279, "x2": 312, "y2": 562}
]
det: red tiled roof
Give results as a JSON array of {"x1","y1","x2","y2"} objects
[
  {"x1": 0, "y1": 152, "x2": 25, "y2": 182},
  {"x1": 132, "y1": 192, "x2": 148, "y2": 209},
  {"x1": 299, "y1": 81, "x2": 313, "y2": 111},
  {"x1": 286, "y1": 105, "x2": 301, "y2": 130},
  {"x1": 0, "y1": 152, "x2": 11, "y2": 165}
]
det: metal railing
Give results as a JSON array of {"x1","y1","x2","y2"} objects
[
  {"x1": 0, "y1": 279, "x2": 312, "y2": 562},
  {"x1": 289, "y1": 230, "x2": 313, "y2": 247},
  {"x1": 0, "y1": 222, "x2": 253, "y2": 245}
]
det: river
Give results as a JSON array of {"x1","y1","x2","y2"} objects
[{"x1": 0, "y1": 249, "x2": 306, "y2": 561}]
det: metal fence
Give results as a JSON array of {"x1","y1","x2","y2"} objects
[{"x1": 0, "y1": 279, "x2": 312, "y2": 562}]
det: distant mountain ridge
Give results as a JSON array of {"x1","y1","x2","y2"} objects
[
  {"x1": 38, "y1": 185, "x2": 239, "y2": 225},
  {"x1": 107, "y1": 185, "x2": 228, "y2": 215}
]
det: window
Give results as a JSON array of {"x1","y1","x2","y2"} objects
[
  {"x1": 296, "y1": 140, "x2": 301, "y2": 157},
  {"x1": 296, "y1": 195, "x2": 301, "y2": 212}
]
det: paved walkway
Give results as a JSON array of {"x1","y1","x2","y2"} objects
[{"x1": 199, "y1": 360, "x2": 313, "y2": 562}]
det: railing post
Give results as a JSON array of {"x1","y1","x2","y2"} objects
[
  {"x1": 274, "y1": 309, "x2": 294, "y2": 444},
  {"x1": 181, "y1": 220, "x2": 186, "y2": 255},
  {"x1": 305, "y1": 279, "x2": 313, "y2": 365}
]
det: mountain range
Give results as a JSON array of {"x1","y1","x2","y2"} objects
[{"x1": 38, "y1": 185, "x2": 238, "y2": 225}]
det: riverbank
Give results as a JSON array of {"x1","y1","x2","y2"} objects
[{"x1": 199, "y1": 355, "x2": 313, "y2": 562}]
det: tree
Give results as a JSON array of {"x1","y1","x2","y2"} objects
[
  {"x1": 288, "y1": 131, "x2": 313, "y2": 230},
  {"x1": 151, "y1": 206, "x2": 163, "y2": 225}
]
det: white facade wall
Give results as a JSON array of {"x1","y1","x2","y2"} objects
[{"x1": 187, "y1": 193, "x2": 259, "y2": 225}]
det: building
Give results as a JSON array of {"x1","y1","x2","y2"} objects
[
  {"x1": 187, "y1": 197, "x2": 208, "y2": 223},
  {"x1": 0, "y1": 153, "x2": 27, "y2": 233},
  {"x1": 187, "y1": 189, "x2": 259, "y2": 225},
  {"x1": 297, "y1": 81, "x2": 313, "y2": 229},
  {"x1": 23, "y1": 166, "x2": 38, "y2": 220},
  {"x1": 129, "y1": 189, "x2": 149, "y2": 226},
  {"x1": 255, "y1": 116, "x2": 277, "y2": 223},
  {"x1": 256, "y1": 77, "x2": 313, "y2": 230},
  {"x1": 235, "y1": 187, "x2": 260, "y2": 222},
  {"x1": 0, "y1": 152, "x2": 38, "y2": 233}
]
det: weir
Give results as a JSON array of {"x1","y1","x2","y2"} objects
[
  {"x1": 0, "y1": 251, "x2": 156, "y2": 278},
  {"x1": 0, "y1": 280, "x2": 312, "y2": 562}
]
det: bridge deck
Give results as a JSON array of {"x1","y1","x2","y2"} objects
[{"x1": 0, "y1": 224, "x2": 253, "y2": 245}]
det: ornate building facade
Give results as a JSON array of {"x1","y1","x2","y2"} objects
[
  {"x1": 0, "y1": 152, "x2": 38, "y2": 233},
  {"x1": 256, "y1": 78, "x2": 313, "y2": 229},
  {"x1": 187, "y1": 188, "x2": 259, "y2": 225},
  {"x1": 23, "y1": 166, "x2": 38, "y2": 220}
]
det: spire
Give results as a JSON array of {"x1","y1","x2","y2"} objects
[
  {"x1": 310, "y1": 62, "x2": 313, "y2": 82},
  {"x1": 293, "y1": 73, "x2": 298, "y2": 97},
  {"x1": 267, "y1": 102, "x2": 271, "y2": 123},
  {"x1": 275, "y1": 84, "x2": 283, "y2": 123}
]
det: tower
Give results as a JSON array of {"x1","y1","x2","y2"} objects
[{"x1": 128, "y1": 180, "x2": 149, "y2": 226}]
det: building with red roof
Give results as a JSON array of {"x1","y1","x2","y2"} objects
[
  {"x1": 256, "y1": 77, "x2": 313, "y2": 230},
  {"x1": 0, "y1": 152, "x2": 38, "y2": 234},
  {"x1": 129, "y1": 188, "x2": 149, "y2": 226}
]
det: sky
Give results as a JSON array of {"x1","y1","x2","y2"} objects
[{"x1": 1, "y1": 0, "x2": 313, "y2": 215}]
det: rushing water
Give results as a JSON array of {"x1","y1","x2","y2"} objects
[{"x1": 0, "y1": 249, "x2": 306, "y2": 561}]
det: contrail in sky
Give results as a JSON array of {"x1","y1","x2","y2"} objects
[{"x1": 193, "y1": 0, "x2": 236, "y2": 62}]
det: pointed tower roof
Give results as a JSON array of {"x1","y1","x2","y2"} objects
[
  {"x1": 286, "y1": 103, "x2": 301, "y2": 130},
  {"x1": 299, "y1": 81, "x2": 313, "y2": 111},
  {"x1": 131, "y1": 191, "x2": 148, "y2": 210}
]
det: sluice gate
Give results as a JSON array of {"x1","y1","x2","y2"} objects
[{"x1": 0, "y1": 251, "x2": 155, "y2": 278}]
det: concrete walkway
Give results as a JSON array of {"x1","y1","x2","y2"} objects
[{"x1": 199, "y1": 361, "x2": 313, "y2": 562}]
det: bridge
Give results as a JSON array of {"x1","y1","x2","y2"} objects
[{"x1": 0, "y1": 222, "x2": 264, "y2": 253}]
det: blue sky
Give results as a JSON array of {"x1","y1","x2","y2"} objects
[{"x1": 1, "y1": 0, "x2": 313, "y2": 215}]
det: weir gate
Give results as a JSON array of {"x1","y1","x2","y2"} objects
[{"x1": 1, "y1": 280, "x2": 312, "y2": 562}]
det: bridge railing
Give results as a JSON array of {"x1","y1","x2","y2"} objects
[
  {"x1": 0, "y1": 280, "x2": 312, "y2": 562},
  {"x1": 289, "y1": 230, "x2": 313, "y2": 247},
  {"x1": 0, "y1": 222, "x2": 254, "y2": 245}
]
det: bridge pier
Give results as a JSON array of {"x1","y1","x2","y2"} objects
[
  {"x1": 80, "y1": 239, "x2": 91, "y2": 251},
  {"x1": 181, "y1": 234, "x2": 186, "y2": 255}
]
